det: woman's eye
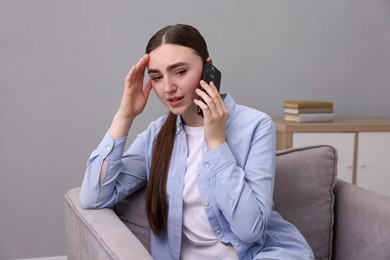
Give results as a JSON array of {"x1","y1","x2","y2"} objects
[
  {"x1": 176, "y1": 70, "x2": 186, "y2": 76},
  {"x1": 151, "y1": 75, "x2": 162, "y2": 81}
]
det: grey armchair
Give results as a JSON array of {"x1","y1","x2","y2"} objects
[{"x1": 64, "y1": 145, "x2": 390, "y2": 260}]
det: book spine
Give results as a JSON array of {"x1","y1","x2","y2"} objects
[
  {"x1": 284, "y1": 107, "x2": 334, "y2": 114},
  {"x1": 284, "y1": 113, "x2": 335, "y2": 122},
  {"x1": 283, "y1": 100, "x2": 333, "y2": 109}
]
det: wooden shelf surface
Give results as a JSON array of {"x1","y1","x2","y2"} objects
[{"x1": 273, "y1": 117, "x2": 390, "y2": 133}]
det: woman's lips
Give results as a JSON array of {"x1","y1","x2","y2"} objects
[{"x1": 168, "y1": 96, "x2": 184, "y2": 107}]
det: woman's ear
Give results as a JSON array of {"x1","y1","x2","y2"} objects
[{"x1": 206, "y1": 57, "x2": 213, "y2": 63}]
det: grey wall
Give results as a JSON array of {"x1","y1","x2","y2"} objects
[{"x1": 1, "y1": 0, "x2": 389, "y2": 258}]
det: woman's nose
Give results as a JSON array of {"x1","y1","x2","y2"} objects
[{"x1": 164, "y1": 77, "x2": 177, "y2": 92}]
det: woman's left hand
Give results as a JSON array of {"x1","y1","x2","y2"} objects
[{"x1": 194, "y1": 80, "x2": 228, "y2": 150}]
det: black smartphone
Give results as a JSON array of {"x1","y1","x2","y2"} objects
[{"x1": 197, "y1": 61, "x2": 222, "y2": 117}]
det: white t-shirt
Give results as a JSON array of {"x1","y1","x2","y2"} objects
[{"x1": 181, "y1": 125, "x2": 238, "y2": 260}]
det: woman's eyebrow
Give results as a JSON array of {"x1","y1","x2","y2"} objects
[{"x1": 148, "y1": 62, "x2": 189, "y2": 74}]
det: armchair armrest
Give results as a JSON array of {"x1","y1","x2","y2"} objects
[
  {"x1": 64, "y1": 187, "x2": 152, "y2": 260},
  {"x1": 333, "y1": 180, "x2": 390, "y2": 260}
]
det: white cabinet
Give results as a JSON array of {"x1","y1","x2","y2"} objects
[
  {"x1": 356, "y1": 132, "x2": 390, "y2": 196},
  {"x1": 274, "y1": 117, "x2": 390, "y2": 196}
]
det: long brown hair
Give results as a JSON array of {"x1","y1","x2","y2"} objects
[{"x1": 145, "y1": 24, "x2": 209, "y2": 234}]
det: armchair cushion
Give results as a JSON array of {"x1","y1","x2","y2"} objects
[{"x1": 273, "y1": 145, "x2": 337, "y2": 260}]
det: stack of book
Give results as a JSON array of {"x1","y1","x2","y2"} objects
[{"x1": 283, "y1": 100, "x2": 335, "y2": 122}]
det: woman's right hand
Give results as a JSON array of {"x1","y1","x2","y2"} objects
[
  {"x1": 109, "y1": 54, "x2": 153, "y2": 138},
  {"x1": 119, "y1": 54, "x2": 152, "y2": 119}
]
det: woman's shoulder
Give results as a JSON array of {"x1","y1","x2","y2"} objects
[
  {"x1": 231, "y1": 103, "x2": 273, "y2": 127},
  {"x1": 224, "y1": 93, "x2": 272, "y2": 123},
  {"x1": 148, "y1": 114, "x2": 168, "y2": 128},
  {"x1": 238, "y1": 104, "x2": 270, "y2": 118}
]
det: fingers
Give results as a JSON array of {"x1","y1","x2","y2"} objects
[
  {"x1": 129, "y1": 54, "x2": 149, "y2": 81},
  {"x1": 195, "y1": 80, "x2": 227, "y2": 150},
  {"x1": 125, "y1": 54, "x2": 150, "y2": 90},
  {"x1": 134, "y1": 54, "x2": 149, "y2": 81},
  {"x1": 143, "y1": 79, "x2": 153, "y2": 97},
  {"x1": 195, "y1": 81, "x2": 226, "y2": 118}
]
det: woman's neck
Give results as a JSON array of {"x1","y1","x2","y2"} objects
[{"x1": 181, "y1": 114, "x2": 204, "y2": 127}]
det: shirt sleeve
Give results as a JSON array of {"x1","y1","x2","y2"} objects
[
  {"x1": 79, "y1": 131, "x2": 148, "y2": 209},
  {"x1": 199, "y1": 118, "x2": 276, "y2": 244}
]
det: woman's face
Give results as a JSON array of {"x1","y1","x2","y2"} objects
[{"x1": 148, "y1": 43, "x2": 204, "y2": 126}]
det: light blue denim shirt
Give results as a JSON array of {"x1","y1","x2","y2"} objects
[{"x1": 80, "y1": 94, "x2": 314, "y2": 260}]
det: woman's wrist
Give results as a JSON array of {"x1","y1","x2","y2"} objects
[
  {"x1": 207, "y1": 138, "x2": 225, "y2": 151},
  {"x1": 109, "y1": 112, "x2": 134, "y2": 138}
]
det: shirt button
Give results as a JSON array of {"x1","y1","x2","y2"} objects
[
  {"x1": 203, "y1": 146, "x2": 208, "y2": 152},
  {"x1": 235, "y1": 242, "x2": 241, "y2": 247},
  {"x1": 203, "y1": 201, "x2": 209, "y2": 207},
  {"x1": 215, "y1": 229, "x2": 221, "y2": 235},
  {"x1": 205, "y1": 163, "x2": 210, "y2": 169},
  {"x1": 196, "y1": 172, "x2": 200, "y2": 177},
  {"x1": 105, "y1": 145, "x2": 111, "y2": 151}
]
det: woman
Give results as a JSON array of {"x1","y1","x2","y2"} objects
[{"x1": 80, "y1": 24, "x2": 314, "y2": 260}]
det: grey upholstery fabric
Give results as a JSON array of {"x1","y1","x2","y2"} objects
[
  {"x1": 333, "y1": 180, "x2": 390, "y2": 260},
  {"x1": 115, "y1": 186, "x2": 150, "y2": 251},
  {"x1": 64, "y1": 188, "x2": 152, "y2": 259},
  {"x1": 273, "y1": 145, "x2": 337, "y2": 260}
]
